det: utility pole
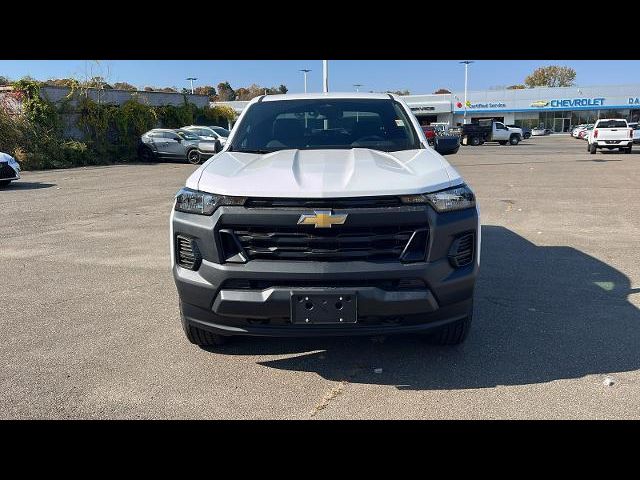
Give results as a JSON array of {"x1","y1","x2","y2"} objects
[
  {"x1": 300, "y1": 69, "x2": 311, "y2": 93},
  {"x1": 186, "y1": 77, "x2": 197, "y2": 94},
  {"x1": 323, "y1": 60, "x2": 329, "y2": 93},
  {"x1": 459, "y1": 61, "x2": 474, "y2": 124}
]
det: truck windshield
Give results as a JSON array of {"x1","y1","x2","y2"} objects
[
  {"x1": 229, "y1": 98, "x2": 421, "y2": 153},
  {"x1": 597, "y1": 120, "x2": 627, "y2": 128}
]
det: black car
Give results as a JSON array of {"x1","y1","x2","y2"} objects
[{"x1": 508, "y1": 125, "x2": 531, "y2": 139}]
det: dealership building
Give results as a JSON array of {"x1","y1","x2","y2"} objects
[
  {"x1": 403, "y1": 83, "x2": 640, "y2": 132},
  {"x1": 215, "y1": 83, "x2": 640, "y2": 133}
]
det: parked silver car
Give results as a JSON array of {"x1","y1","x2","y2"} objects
[
  {"x1": 0, "y1": 152, "x2": 21, "y2": 187},
  {"x1": 138, "y1": 129, "x2": 214, "y2": 165},
  {"x1": 182, "y1": 125, "x2": 229, "y2": 151}
]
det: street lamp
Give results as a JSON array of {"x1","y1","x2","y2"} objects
[
  {"x1": 459, "y1": 61, "x2": 474, "y2": 124},
  {"x1": 299, "y1": 69, "x2": 311, "y2": 93},
  {"x1": 323, "y1": 60, "x2": 329, "y2": 93},
  {"x1": 353, "y1": 83, "x2": 363, "y2": 92},
  {"x1": 186, "y1": 77, "x2": 197, "y2": 94}
]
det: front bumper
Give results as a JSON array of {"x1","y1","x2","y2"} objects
[{"x1": 171, "y1": 203, "x2": 479, "y2": 337}]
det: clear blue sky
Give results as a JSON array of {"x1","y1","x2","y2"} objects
[{"x1": 0, "y1": 60, "x2": 638, "y2": 94}]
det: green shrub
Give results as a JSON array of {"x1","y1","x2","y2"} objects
[{"x1": 2, "y1": 78, "x2": 238, "y2": 170}]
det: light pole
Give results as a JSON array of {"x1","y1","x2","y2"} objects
[
  {"x1": 323, "y1": 60, "x2": 329, "y2": 93},
  {"x1": 353, "y1": 83, "x2": 363, "y2": 92},
  {"x1": 186, "y1": 77, "x2": 197, "y2": 94},
  {"x1": 299, "y1": 69, "x2": 311, "y2": 93},
  {"x1": 459, "y1": 61, "x2": 474, "y2": 124}
]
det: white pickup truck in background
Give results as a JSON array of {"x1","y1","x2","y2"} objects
[{"x1": 587, "y1": 119, "x2": 633, "y2": 154}]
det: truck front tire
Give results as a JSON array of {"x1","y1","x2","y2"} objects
[
  {"x1": 180, "y1": 304, "x2": 228, "y2": 348},
  {"x1": 470, "y1": 136, "x2": 480, "y2": 146},
  {"x1": 425, "y1": 312, "x2": 473, "y2": 346},
  {"x1": 589, "y1": 143, "x2": 597, "y2": 154},
  {"x1": 509, "y1": 135, "x2": 520, "y2": 145}
]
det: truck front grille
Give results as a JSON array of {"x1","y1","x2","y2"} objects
[{"x1": 230, "y1": 225, "x2": 426, "y2": 262}]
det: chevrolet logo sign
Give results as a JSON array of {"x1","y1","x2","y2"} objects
[{"x1": 297, "y1": 210, "x2": 348, "y2": 228}]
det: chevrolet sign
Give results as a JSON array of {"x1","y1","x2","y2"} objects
[{"x1": 549, "y1": 97, "x2": 605, "y2": 108}]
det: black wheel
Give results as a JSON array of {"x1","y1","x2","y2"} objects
[
  {"x1": 187, "y1": 149, "x2": 201, "y2": 165},
  {"x1": 0, "y1": 180, "x2": 11, "y2": 187},
  {"x1": 509, "y1": 135, "x2": 520, "y2": 145},
  {"x1": 470, "y1": 136, "x2": 480, "y2": 146},
  {"x1": 498, "y1": 140, "x2": 508, "y2": 145},
  {"x1": 425, "y1": 311, "x2": 473, "y2": 346},
  {"x1": 138, "y1": 146, "x2": 154, "y2": 162},
  {"x1": 624, "y1": 147, "x2": 632, "y2": 154},
  {"x1": 180, "y1": 305, "x2": 228, "y2": 348},
  {"x1": 524, "y1": 133, "x2": 531, "y2": 139},
  {"x1": 589, "y1": 143, "x2": 597, "y2": 154}
]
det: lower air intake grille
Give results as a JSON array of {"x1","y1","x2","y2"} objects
[
  {"x1": 449, "y1": 233, "x2": 475, "y2": 268},
  {"x1": 176, "y1": 235, "x2": 201, "y2": 270}
]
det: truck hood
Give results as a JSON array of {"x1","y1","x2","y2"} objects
[{"x1": 188, "y1": 148, "x2": 461, "y2": 198}]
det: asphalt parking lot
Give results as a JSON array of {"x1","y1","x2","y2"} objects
[{"x1": 1, "y1": 135, "x2": 639, "y2": 419}]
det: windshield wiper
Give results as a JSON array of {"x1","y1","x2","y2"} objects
[{"x1": 228, "y1": 147, "x2": 275, "y2": 154}]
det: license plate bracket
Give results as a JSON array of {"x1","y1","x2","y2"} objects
[{"x1": 291, "y1": 290, "x2": 357, "y2": 324}]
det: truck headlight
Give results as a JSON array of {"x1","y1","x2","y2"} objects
[
  {"x1": 400, "y1": 184, "x2": 476, "y2": 212},
  {"x1": 174, "y1": 187, "x2": 246, "y2": 215}
]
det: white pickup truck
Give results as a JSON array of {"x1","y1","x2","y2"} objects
[{"x1": 587, "y1": 119, "x2": 633, "y2": 154}]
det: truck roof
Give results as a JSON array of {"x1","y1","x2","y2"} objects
[{"x1": 260, "y1": 92, "x2": 395, "y2": 102}]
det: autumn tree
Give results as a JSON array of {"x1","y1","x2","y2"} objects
[
  {"x1": 506, "y1": 84, "x2": 526, "y2": 90},
  {"x1": 0, "y1": 76, "x2": 9, "y2": 86},
  {"x1": 216, "y1": 81, "x2": 236, "y2": 101},
  {"x1": 84, "y1": 76, "x2": 112, "y2": 89},
  {"x1": 45, "y1": 78, "x2": 79, "y2": 88},
  {"x1": 194, "y1": 85, "x2": 217, "y2": 100},
  {"x1": 387, "y1": 89, "x2": 410, "y2": 96},
  {"x1": 113, "y1": 82, "x2": 137, "y2": 91},
  {"x1": 433, "y1": 88, "x2": 451, "y2": 94},
  {"x1": 524, "y1": 66, "x2": 576, "y2": 88}
]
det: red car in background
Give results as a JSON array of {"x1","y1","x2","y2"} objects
[{"x1": 421, "y1": 125, "x2": 436, "y2": 141}]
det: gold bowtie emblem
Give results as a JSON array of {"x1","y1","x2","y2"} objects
[{"x1": 297, "y1": 210, "x2": 348, "y2": 228}]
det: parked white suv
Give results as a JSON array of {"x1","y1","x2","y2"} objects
[
  {"x1": 183, "y1": 125, "x2": 229, "y2": 147},
  {"x1": 587, "y1": 119, "x2": 633, "y2": 154}
]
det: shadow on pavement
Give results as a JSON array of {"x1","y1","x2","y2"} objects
[
  {"x1": 211, "y1": 225, "x2": 640, "y2": 390},
  {"x1": 0, "y1": 181, "x2": 56, "y2": 190}
]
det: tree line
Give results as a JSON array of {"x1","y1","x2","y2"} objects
[{"x1": 0, "y1": 76, "x2": 289, "y2": 102}]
